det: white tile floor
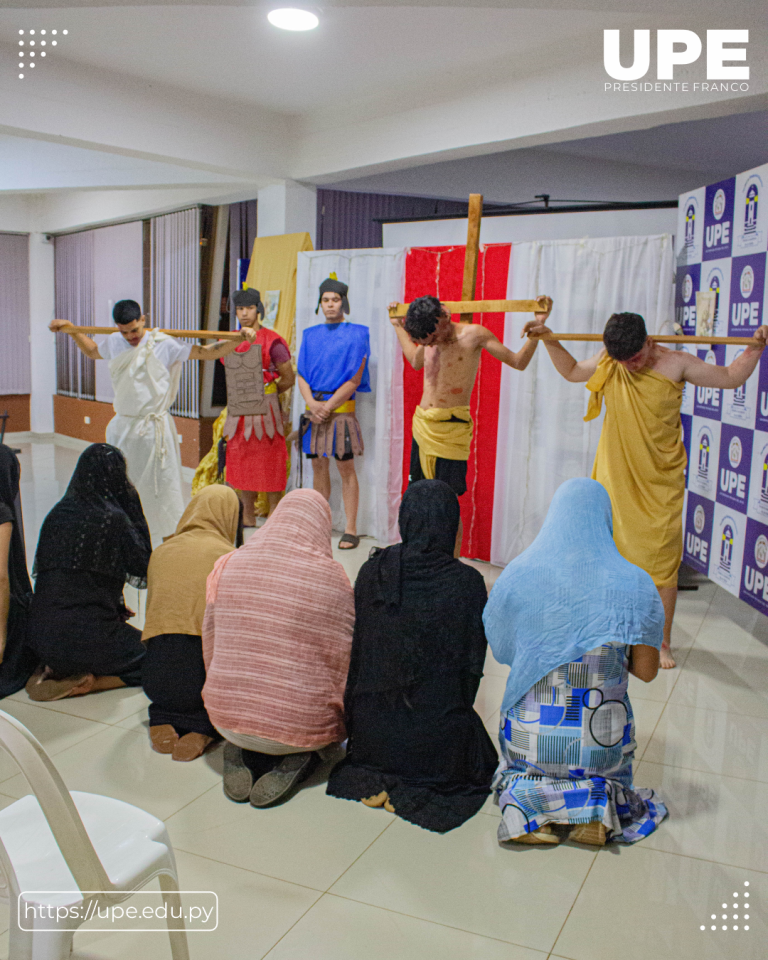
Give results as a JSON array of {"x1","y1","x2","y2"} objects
[{"x1": 2, "y1": 437, "x2": 766, "y2": 958}]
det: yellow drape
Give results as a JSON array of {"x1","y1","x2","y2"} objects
[
  {"x1": 411, "y1": 405, "x2": 473, "y2": 479},
  {"x1": 585, "y1": 354, "x2": 687, "y2": 589},
  {"x1": 244, "y1": 231, "x2": 313, "y2": 351},
  {"x1": 192, "y1": 409, "x2": 227, "y2": 495}
]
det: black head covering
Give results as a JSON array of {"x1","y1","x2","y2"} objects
[
  {"x1": 230, "y1": 288, "x2": 265, "y2": 319},
  {"x1": 316, "y1": 277, "x2": 350, "y2": 315},
  {"x1": 33, "y1": 444, "x2": 151, "y2": 589},
  {"x1": 0, "y1": 444, "x2": 37, "y2": 697},
  {"x1": 348, "y1": 480, "x2": 488, "y2": 693}
]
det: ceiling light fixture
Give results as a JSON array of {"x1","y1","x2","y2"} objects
[{"x1": 267, "y1": 8, "x2": 319, "y2": 31}]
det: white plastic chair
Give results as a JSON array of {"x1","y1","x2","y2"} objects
[{"x1": 0, "y1": 708, "x2": 189, "y2": 960}]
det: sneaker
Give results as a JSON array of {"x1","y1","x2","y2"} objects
[{"x1": 249, "y1": 752, "x2": 315, "y2": 808}]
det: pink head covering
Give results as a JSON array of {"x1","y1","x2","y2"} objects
[{"x1": 202, "y1": 489, "x2": 354, "y2": 748}]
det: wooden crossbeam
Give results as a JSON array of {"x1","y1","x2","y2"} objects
[
  {"x1": 55, "y1": 323, "x2": 242, "y2": 341},
  {"x1": 538, "y1": 333, "x2": 757, "y2": 346},
  {"x1": 388, "y1": 299, "x2": 544, "y2": 319}
]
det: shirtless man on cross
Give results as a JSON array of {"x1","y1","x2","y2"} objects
[{"x1": 390, "y1": 295, "x2": 552, "y2": 532}]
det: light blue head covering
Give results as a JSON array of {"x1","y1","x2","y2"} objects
[{"x1": 484, "y1": 478, "x2": 664, "y2": 716}]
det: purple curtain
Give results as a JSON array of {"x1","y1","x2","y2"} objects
[{"x1": 316, "y1": 190, "x2": 470, "y2": 250}]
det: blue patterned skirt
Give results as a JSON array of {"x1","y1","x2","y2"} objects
[{"x1": 493, "y1": 642, "x2": 667, "y2": 843}]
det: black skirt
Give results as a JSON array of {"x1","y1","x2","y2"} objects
[
  {"x1": 141, "y1": 633, "x2": 218, "y2": 737},
  {"x1": 28, "y1": 569, "x2": 145, "y2": 684},
  {"x1": 327, "y1": 672, "x2": 498, "y2": 833}
]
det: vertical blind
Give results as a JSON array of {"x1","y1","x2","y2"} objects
[
  {"x1": 151, "y1": 208, "x2": 200, "y2": 418},
  {"x1": 54, "y1": 231, "x2": 96, "y2": 400},
  {"x1": 0, "y1": 233, "x2": 31, "y2": 395}
]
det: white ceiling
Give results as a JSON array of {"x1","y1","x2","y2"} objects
[
  {"x1": 0, "y1": 6, "x2": 610, "y2": 115},
  {"x1": 0, "y1": 2, "x2": 765, "y2": 216}
]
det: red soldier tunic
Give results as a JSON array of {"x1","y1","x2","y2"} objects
[{"x1": 223, "y1": 328, "x2": 291, "y2": 492}]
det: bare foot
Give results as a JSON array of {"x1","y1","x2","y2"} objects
[{"x1": 660, "y1": 644, "x2": 676, "y2": 669}]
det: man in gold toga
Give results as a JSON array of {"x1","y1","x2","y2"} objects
[{"x1": 525, "y1": 312, "x2": 768, "y2": 669}]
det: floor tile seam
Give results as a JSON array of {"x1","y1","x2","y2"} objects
[
  {"x1": 1, "y1": 699, "x2": 115, "y2": 731},
  {"x1": 321, "y1": 816, "x2": 397, "y2": 893},
  {"x1": 623, "y1": 838, "x2": 768, "y2": 876},
  {"x1": 639, "y1": 839, "x2": 768, "y2": 875},
  {"x1": 636, "y1": 757, "x2": 768, "y2": 788},
  {"x1": 546, "y1": 847, "x2": 599, "y2": 957},
  {"x1": 321, "y1": 890, "x2": 552, "y2": 954},
  {"x1": 664, "y1": 694, "x2": 768, "y2": 721},
  {"x1": 167, "y1": 844, "x2": 329, "y2": 895},
  {"x1": 634, "y1": 698, "x2": 670, "y2": 763},
  {"x1": 4, "y1": 699, "x2": 145, "y2": 726},
  {"x1": 161, "y1": 780, "x2": 224, "y2": 824},
  {"x1": 257, "y1": 892, "x2": 326, "y2": 960},
  {"x1": 0, "y1": 721, "x2": 115, "y2": 786}
]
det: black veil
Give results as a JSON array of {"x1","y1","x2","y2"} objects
[{"x1": 33, "y1": 443, "x2": 151, "y2": 589}]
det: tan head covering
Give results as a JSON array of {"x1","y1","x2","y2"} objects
[{"x1": 142, "y1": 485, "x2": 239, "y2": 641}]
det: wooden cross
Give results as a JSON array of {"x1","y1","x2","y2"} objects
[
  {"x1": 387, "y1": 194, "x2": 758, "y2": 345},
  {"x1": 54, "y1": 323, "x2": 242, "y2": 340},
  {"x1": 388, "y1": 193, "x2": 544, "y2": 321}
]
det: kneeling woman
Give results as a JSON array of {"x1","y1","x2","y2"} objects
[
  {"x1": 484, "y1": 478, "x2": 667, "y2": 846},
  {"x1": 141, "y1": 485, "x2": 241, "y2": 761},
  {"x1": 27, "y1": 444, "x2": 151, "y2": 701},
  {"x1": 203, "y1": 489, "x2": 354, "y2": 807},
  {"x1": 327, "y1": 480, "x2": 498, "y2": 833}
]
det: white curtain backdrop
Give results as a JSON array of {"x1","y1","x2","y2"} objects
[
  {"x1": 290, "y1": 248, "x2": 406, "y2": 544},
  {"x1": 491, "y1": 233, "x2": 675, "y2": 566}
]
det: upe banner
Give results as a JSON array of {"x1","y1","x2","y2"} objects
[{"x1": 678, "y1": 162, "x2": 768, "y2": 613}]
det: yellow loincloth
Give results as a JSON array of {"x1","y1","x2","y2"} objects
[
  {"x1": 585, "y1": 354, "x2": 687, "y2": 589},
  {"x1": 411, "y1": 405, "x2": 473, "y2": 480}
]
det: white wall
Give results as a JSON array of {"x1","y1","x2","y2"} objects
[
  {"x1": 383, "y1": 206, "x2": 678, "y2": 249},
  {"x1": 0, "y1": 197, "x2": 32, "y2": 234}
]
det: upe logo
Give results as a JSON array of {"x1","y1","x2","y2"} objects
[
  {"x1": 729, "y1": 436, "x2": 743, "y2": 468},
  {"x1": 604, "y1": 29, "x2": 749, "y2": 81},
  {"x1": 713, "y1": 189, "x2": 726, "y2": 220},
  {"x1": 755, "y1": 535, "x2": 768, "y2": 569},
  {"x1": 684, "y1": 199, "x2": 697, "y2": 248},
  {"x1": 697, "y1": 429, "x2": 712, "y2": 479},
  {"x1": 740, "y1": 265, "x2": 755, "y2": 298},
  {"x1": 745, "y1": 181, "x2": 759, "y2": 236},
  {"x1": 761, "y1": 451, "x2": 768, "y2": 504},
  {"x1": 683, "y1": 273, "x2": 694, "y2": 302},
  {"x1": 719, "y1": 522, "x2": 735, "y2": 572},
  {"x1": 694, "y1": 504, "x2": 706, "y2": 534}
]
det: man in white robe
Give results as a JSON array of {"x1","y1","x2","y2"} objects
[{"x1": 51, "y1": 300, "x2": 254, "y2": 546}]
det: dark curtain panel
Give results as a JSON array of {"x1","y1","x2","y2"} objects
[{"x1": 316, "y1": 190, "x2": 471, "y2": 250}]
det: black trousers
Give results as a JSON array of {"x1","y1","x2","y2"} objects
[{"x1": 141, "y1": 634, "x2": 218, "y2": 737}]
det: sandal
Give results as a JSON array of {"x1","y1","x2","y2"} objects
[
  {"x1": 223, "y1": 742, "x2": 254, "y2": 802},
  {"x1": 338, "y1": 533, "x2": 360, "y2": 550},
  {"x1": 510, "y1": 824, "x2": 560, "y2": 845},
  {"x1": 249, "y1": 752, "x2": 316, "y2": 807},
  {"x1": 172, "y1": 733, "x2": 215, "y2": 762},
  {"x1": 26, "y1": 670, "x2": 93, "y2": 702},
  {"x1": 569, "y1": 821, "x2": 607, "y2": 846},
  {"x1": 150, "y1": 725, "x2": 179, "y2": 754}
]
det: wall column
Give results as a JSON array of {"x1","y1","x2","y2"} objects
[
  {"x1": 28, "y1": 232, "x2": 56, "y2": 434},
  {"x1": 257, "y1": 180, "x2": 317, "y2": 245}
]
